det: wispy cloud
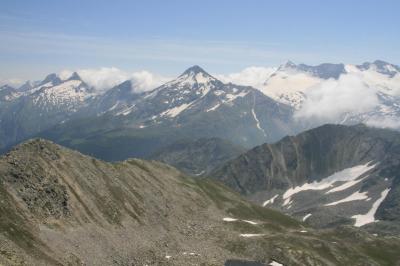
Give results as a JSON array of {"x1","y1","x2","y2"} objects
[
  {"x1": 0, "y1": 30, "x2": 315, "y2": 67},
  {"x1": 216, "y1": 66, "x2": 276, "y2": 88},
  {"x1": 366, "y1": 116, "x2": 400, "y2": 129},
  {"x1": 59, "y1": 67, "x2": 172, "y2": 92},
  {"x1": 59, "y1": 65, "x2": 277, "y2": 93},
  {"x1": 0, "y1": 77, "x2": 24, "y2": 87}
]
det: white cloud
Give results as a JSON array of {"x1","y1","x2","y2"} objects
[
  {"x1": 0, "y1": 77, "x2": 24, "y2": 87},
  {"x1": 59, "y1": 67, "x2": 171, "y2": 93},
  {"x1": 216, "y1": 66, "x2": 276, "y2": 88},
  {"x1": 58, "y1": 66, "x2": 277, "y2": 94},
  {"x1": 295, "y1": 74, "x2": 379, "y2": 122},
  {"x1": 130, "y1": 71, "x2": 172, "y2": 92},
  {"x1": 365, "y1": 116, "x2": 400, "y2": 129}
]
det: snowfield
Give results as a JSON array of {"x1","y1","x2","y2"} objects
[
  {"x1": 282, "y1": 162, "x2": 376, "y2": 206},
  {"x1": 352, "y1": 188, "x2": 391, "y2": 227}
]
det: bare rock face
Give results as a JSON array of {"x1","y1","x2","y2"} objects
[
  {"x1": 4, "y1": 141, "x2": 69, "y2": 219},
  {"x1": 211, "y1": 124, "x2": 400, "y2": 233},
  {"x1": 1, "y1": 139, "x2": 400, "y2": 265}
]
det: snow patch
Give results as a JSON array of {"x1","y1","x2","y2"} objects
[
  {"x1": 206, "y1": 103, "x2": 221, "y2": 112},
  {"x1": 282, "y1": 162, "x2": 376, "y2": 206},
  {"x1": 263, "y1": 194, "x2": 279, "y2": 206},
  {"x1": 223, "y1": 217, "x2": 238, "y2": 222},
  {"x1": 160, "y1": 101, "x2": 194, "y2": 118},
  {"x1": 269, "y1": 260, "x2": 283, "y2": 266},
  {"x1": 260, "y1": 69, "x2": 322, "y2": 108},
  {"x1": 214, "y1": 90, "x2": 224, "y2": 96},
  {"x1": 325, "y1": 191, "x2": 369, "y2": 206},
  {"x1": 251, "y1": 108, "x2": 267, "y2": 137},
  {"x1": 352, "y1": 188, "x2": 391, "y2": 227},
  {"x1": 108, "y1": 102, "x2": 119, "y2": 111},
  {"x1": 116, "y1": 105, "x2": 135, "y2": 116},
  {"x1": 223, "y1": 218, "x2": 258, "y2": 225},
  {"x1": 326, "y1": 176, "x2": 367, "y2": 194},
  {"x1": 242, "y1": 220, "x2": 258, "y2": 225},
  {"x1": 239, "y1": 234, "x2": 265, "y2": 237},
  {"x1": 195, "y1": 72, "x2": 212, "y2": 84},
  {"x1": 302, "y1": 213, "x2": 312, "y2": 222},
  {"x1": 224, "y1": 91, "x2": 248, "y2": 103}
]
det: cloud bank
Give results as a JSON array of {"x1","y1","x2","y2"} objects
[
  {"x1": 216, "y1": 66, "x2": 275, "y2": 89},
  {"x1": 365, "y1": 116, "x2": 400, "y2": 130},
  {"x1": 59, "y1": 67, "x2": 172, "y2": 93},
  {"x1": 58, "y1": 66, "x2": 276, "y2": 93},
  {"x1": 295, "y1": 74, "x2": 379, "y2": 122},
  {"x1": 0, "y1": 77, "x2": 24, "y2": 87}
]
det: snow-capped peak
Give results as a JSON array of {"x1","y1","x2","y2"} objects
[
  {"x1": 357, "y1": 60, "x2": 400, "y2": 77},
  {"x1": 160, "y1": 65, "x2": 220, "y2": 92},
  {"x1": 176, "y1": 65, "x2": 217, "y2": 85},
  {"x1": 181, "y1": 65, "x2": 210, "y2": 76},
  {"x1": 278, "y1": 60, "x2": 297, "y2": 71}
]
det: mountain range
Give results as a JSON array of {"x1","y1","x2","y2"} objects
[
  {"x1": 1, "y1": 138, "x2": 400, "y2": 265},
  {"x1": 1, "y1": 60, "x2": 399, "y2": 161},
  {"x1": 31, "y1": 66, "x2": 295, "y2": 160}
]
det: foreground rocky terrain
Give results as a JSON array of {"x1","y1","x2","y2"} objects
[
  {"x1": 211, "y1": 124, "x2": 400, "y2": 234},
  {"x1": 0, "y1": 139, "x2": 400, "y2": 265}
]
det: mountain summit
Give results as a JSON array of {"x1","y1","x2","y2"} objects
[
  {"x1": 66, "y1": 71, "x2": 83, "y2": 81},
  {"x1": 181, "y1": 65, "x2": 210, "y2": 75},
  {"x1": 170, "y1": 65, "x2": 219, "y2": 88},
  {"x1": 38, "y1": 73, "x2": 62, "y2": 86}
]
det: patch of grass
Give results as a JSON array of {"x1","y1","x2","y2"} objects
[
  {"x1": 224, "y1": 239, "x2": 248, "y2": 255},
  {"x1": 362, "y1": 242, "x2": 400, "y2": 266},
  {"x1": 227, "y1": 203, "x2": 301, "y2": 229},
  {"x1": 195, "y1": 179, "x2": 237, "y2": 208},
  {"x1": 227, "y1": 221, "x2": 264, "y2": 234}
]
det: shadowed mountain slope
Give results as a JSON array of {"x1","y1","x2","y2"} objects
[{"x1": 211, "y1": 124, "x2": 400, "y2": 233}]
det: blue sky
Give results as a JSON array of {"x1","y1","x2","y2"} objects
[{"x1": 0, "y1": 0, "x2": 399, "y2": 81}]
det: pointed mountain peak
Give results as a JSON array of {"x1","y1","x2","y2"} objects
[
  {"x1": 39, "y1": 73, "x2": 62, "y2": 86},
  {"x1": 67, "y1": 72, "x2": 82, "y2": 81},
  {"x1": 179, "y1": 65, "x2": 216, "y2": 81},
  {"x1": 182, "y1": 65, "x2": 209, "y2": 76},
  {"x1": 278, "y1": 60, "x2": 297, "y2": 70},
  {"x1": 357, "y1": 60, "x2": 399, "y2": 77},
  {"x1": 114, "y1": 80, "x2": 135, "y2": 93},
  {"x1": 170, "y1": 65, "x2": 218, "y2": 86}
]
